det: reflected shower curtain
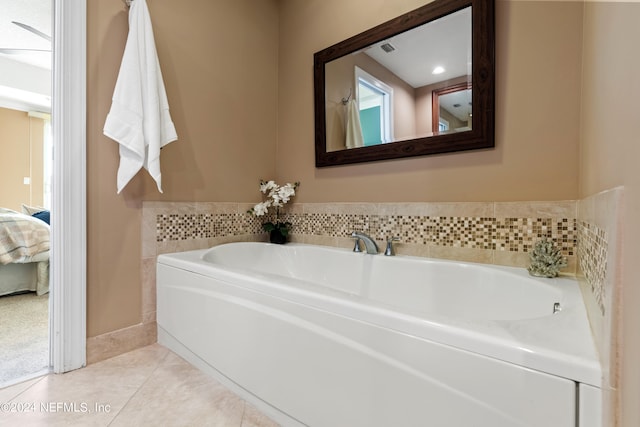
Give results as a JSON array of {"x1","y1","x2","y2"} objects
[{"x1": 345, "y1": 99, "x2": 364, "y2": 149}]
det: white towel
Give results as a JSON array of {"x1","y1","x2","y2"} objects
[
  {"x1": 345, "y1": 99, "x2": 364, "y2": 149},
  {"x1": 103, "y1": 0, "x2": 177, "y2": 194}
]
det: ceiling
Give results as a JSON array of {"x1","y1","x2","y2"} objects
[
  {"x1": 0, "y1": 0, "x2": 52, "y2": 70},
  {"x1": 364, "y1": 7, "x2": 471, "y2": 89},
  {"x1": 0, "y1": 0, "x2": 51, "y2": 112}
]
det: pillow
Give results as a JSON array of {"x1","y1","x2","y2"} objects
[
  {"x1": 0, "y1": 207, "x2": 19, "y2": 214},
  {"x1": 22, "y1": 204, "x2": 47, "y2": 216},
  {"x1": 32, "y1": 210, "x2": 50, "y2": 225}
]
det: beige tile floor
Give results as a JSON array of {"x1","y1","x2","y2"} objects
[{"x1": 0, "y1": 344, "x2": 279, "y2": 427}]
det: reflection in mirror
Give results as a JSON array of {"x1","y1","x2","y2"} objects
[
  {"x1": 314, "y1": 0, "x2": 495, "y2": 167},
  {"x1": 326, "y1": 6, "x2": 471, "y2": 152},
  {"x1": 432, "y1": 81, "x2": 472, "y2": 134}
]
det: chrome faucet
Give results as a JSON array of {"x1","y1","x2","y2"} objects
[{"x1": 351, "y1": 231, "x2": 379, "y2": 254}]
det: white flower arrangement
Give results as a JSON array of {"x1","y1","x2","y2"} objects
[
  {"x1": 248, "y1": 180, "x2": 300, "y2": 242},
  {"x1": 250, "y1": 180, "x2": 299, "y2": 217}
]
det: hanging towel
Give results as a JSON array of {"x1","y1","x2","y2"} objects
[
  {"x1": 103, "y1": 0, "x2": 177, "y2": 194},
  {"x1": 345, "y1": 99, "x2": 364, "y2": 149}
]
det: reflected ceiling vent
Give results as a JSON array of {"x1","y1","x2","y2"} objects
[{"x1": 380, "y1": 42, "x2": 396, "y2": 53}]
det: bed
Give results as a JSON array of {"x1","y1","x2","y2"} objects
[{"x1": 0, "y1": 208, "x2": 50, "y2": 297}]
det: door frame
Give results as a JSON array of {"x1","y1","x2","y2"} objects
[{"x1": 50, "y1": 0, "x2": 86, "y2": 373}]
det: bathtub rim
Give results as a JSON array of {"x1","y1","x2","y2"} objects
[{"x1": 201, "y1": 241, "x2": 571, "y2": 322}]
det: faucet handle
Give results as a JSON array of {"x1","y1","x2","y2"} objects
[
  {"x1": 384, "y1": 236, "x2": 400, "y2": 256},
  {"x1": 352, "y1": 236, "x2": 363, "y2": 252}
]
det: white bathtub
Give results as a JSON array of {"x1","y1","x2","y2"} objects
[{"x1": 157, "y1": 242, "x2": 601, "y2": 427}]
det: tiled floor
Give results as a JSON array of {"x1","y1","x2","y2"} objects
[{"x1": 0, "y1": 344, "x2": 279, "y2": 426}]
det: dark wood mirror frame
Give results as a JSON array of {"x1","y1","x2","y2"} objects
[{"x1": 314, "y1": 0, "x2": 494, "y2": 167}]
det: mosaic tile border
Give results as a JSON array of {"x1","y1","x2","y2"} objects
[
  {"x1": 156, "y1": 212, "x2": 262, "y2": 242},
  {"x1": 155, "y1": 209, "x2": 576, "y2": 257},
  {"x1": 578, "y1": 221, "x2": 608, "y2": 315},
  {"x1": 281, "y1": 212, "x2": 576, "y2": 256}
]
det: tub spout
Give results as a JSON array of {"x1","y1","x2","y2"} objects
[{"x1": 351, "y1": 231, "x2": 379, "y2": 254}]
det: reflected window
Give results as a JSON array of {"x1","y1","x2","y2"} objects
[{"x1": 355, "y1": 67, "x2": 393, "y2": 146}]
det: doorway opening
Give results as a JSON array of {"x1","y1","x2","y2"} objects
[
  {"x1": 0, "y1": 0, "x2": 53, "y2": 387},
  {"x1": 0, "y1": 0, "x2": 87, "y2": 387}
]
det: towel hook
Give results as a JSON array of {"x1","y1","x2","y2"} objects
[
  {"x1": 123, "y1": 0, "x2": 133, "y2": 7},
  {"x1": 341, "y1": 88, "x2": 352, "y2": 105}
]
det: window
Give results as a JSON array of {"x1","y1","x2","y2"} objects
[
  {"x1": 439, "y1": 118, "x2": 449, "y2": 132},
  {"x1": 43, "y1": 117, "x2": 52, "y2": 209},
  {"x1": 355, "y1": 67, "x2": 393, "y2": 146},
  {"x1": 28, "y1": 111, "x2": 52, "y2": 209}
]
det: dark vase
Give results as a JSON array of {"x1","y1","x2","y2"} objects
[{"x1": 269, "y1": 228, "x2": 287, "y2": 244}]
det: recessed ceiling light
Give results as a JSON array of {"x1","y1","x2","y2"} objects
[{"x1": 432, "y1": 66, "x2": 445, "y2": 75}]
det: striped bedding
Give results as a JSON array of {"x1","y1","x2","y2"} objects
[{"x1": 0, "y1": 209, "x2": 50, "y2": 265}]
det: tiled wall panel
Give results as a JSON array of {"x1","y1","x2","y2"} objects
[
  {"x1": 578, "y1": 221, "x2": 609, "y2": 315},
  {"x1": 577, "y1": 187, "x2": 623, "y2": 422},
  {"x1": 141, "y1": 198, "x2": 618, "y2": 349},
  {"x1": 148, "y1": 201, "x2": 578, "y2": 270}
]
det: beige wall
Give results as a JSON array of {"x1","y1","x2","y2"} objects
[
  {"x1": 580, "y1": 2, "x2": 640, "y2": 426},
  {"x1": 86, "y1": 0, "x2": 279, "y2": 336},
  {"x1": 0, "y1": 107, "x2": 44, "y2": 211},
  {"x1": 277, "y1": 0, "x2": 582, "y2": 203}
]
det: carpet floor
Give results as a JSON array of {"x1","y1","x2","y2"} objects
[{"x1": 0, "y1": 292, "x2": 49, "y2": 385}]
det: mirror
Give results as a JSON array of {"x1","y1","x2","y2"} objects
[
  {"x1": 314, "y1": 0, "x2": 494, "y2": 167},
  {"x1": 432, "y1": 82, "x2": 473, "y2": 134}
]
